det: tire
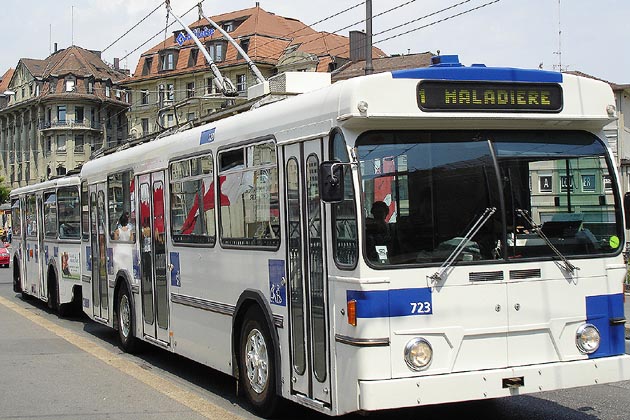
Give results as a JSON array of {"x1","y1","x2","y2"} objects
[
  {"x1": 12, "y1": 262, "x2": 22, "y2": 293},
  {"x1": 239, "y1": 307, "x2": 279, "y2": 418},
  {"x1": 117, "y1": 285, "x2": 139, "y2": 353},
  {"x1": 47, "y1": 273, "x2": 59, "y2": 312}
]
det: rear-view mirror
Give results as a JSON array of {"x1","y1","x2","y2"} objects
[{"x1": 319, "y1": 161, "x2": 344, "y2": 203}]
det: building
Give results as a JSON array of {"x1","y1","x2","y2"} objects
[
  {"x1": 0, "y1": 46, "x2": 130, "y2": 188},
  {"x1": 332, "y1": 51, "x2": 433, "y2": 82},
  {"x1": 122, "y1": 5, "x2": 386, "y2": 141},
  {"x1": 566, "y1": 71, "x2": 630, "y2": 219}
]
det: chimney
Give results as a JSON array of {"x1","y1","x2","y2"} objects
[
  {"x1": 54, "y1": 42, "x2": 58, "y2": 53},
  {"x1": 114, "y1": 58, "x2": 120, "y2": 70},
  {"x1": 349, "y1": 31, "x2": 366, "y2": 62}
]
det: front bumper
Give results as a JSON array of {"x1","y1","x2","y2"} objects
[{"x1": 359, "y1": 355, "x2": 630, "y2": 411}]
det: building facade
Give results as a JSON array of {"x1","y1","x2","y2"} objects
[
  {"x1": 123, "y1": 5, "x2": 385, "y2": 141},
  {"x1": 0, "y1": 46, "x2": 130, "y2": 188}
]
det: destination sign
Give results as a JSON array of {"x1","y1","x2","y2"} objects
[{"x1": 417, "y1": 81, "x2": 563, "y2": 113}]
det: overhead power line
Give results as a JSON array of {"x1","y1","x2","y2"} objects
[
  {"x1": 374, "y1": 0, "x2": 503, "y2": 44},
  {"x1": 120, "y1": 2, "x2": 201, "y2": 62},
  {"x1": 373, "y1": 0, "x2": 473, "y2": 37},
  {"x1": 102, "y1": 1, "x2": 166, "y2": 53}
]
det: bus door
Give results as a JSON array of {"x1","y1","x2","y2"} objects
[
  {"x1": 23, "y1": 194, "x2": 40, "y2": 297},
  {"x1": 37, "y1": 194, "x2": 47, "y2": 300},
  {"x1": 89, "y1": 184, "x2": 109, "y2": 321},
  {"x1": 283, "y1": 140, "x2": 331, "y2": 405},
  {"x1": 138, "y1": 172, "x2": 170, "y2": 344}
]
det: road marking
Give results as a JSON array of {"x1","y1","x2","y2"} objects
[{"x1": 0, "y1": 295, "x2": 244, "y2": 420}]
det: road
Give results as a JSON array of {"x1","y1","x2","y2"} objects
[{"x1": 0, "y1": 265, "x2": 629, "y2": 420}]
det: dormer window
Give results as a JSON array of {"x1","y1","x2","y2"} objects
[
  {"x1": 65, "y1": 79, "x2": 75, "y2": 92},
  {"x1": 87, "y1": 79, "x2": 94, "y2": 94},
  {"x1": 160, "y1": 51, "x2": 177, "y2": 71},
  {"x1": 205, "y1": 41, "x2": 227, "y2": 62},
  {"x1": 237, "y1": 39, "x2": 250, "y2": 60},
  {"x1": 142, "y1": 57, "x2": 153, "y2": 75},
  {"x1": 222, "y1": 21, "x2": 234, "y2": 32},
  {"x1": 105, "y1": 85, "x2": 111, "y2": 97},
  {"x1": 188, "y1": 48, "x2": 199, "y2": 67}
]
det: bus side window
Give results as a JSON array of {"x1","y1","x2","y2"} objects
[{"x1": 330, "y1": 130, "x2": 358, "y2": 268}]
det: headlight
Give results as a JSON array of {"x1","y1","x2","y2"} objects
[
  {"x1": 404, "y1": 338, "x2": 433, "y2": 371},
  {"x1": 576, "y1": 324, "x2": 600, "y2": 354}
]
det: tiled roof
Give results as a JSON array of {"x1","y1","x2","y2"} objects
[
  {"x1": 565, "y1": 70, "x2": 630, "y2": 91},
  {"x1": 21, "y1": 59, "x2": 46, "y2": 78},
  {"x1": 332, "y1": 52, "x2": 434, "y2": 82},
  {"x1": 125, "y1": 5, "x2": 386, "y2": 84},
  {"x1": 0, "y1": 68, "x2": 15, "y2": 92},
  {"x1": 43, "y1": 46, "x2": 129, "y2": 82}
]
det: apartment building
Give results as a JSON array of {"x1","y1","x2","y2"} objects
[
  {"x1": 123, "y1": 4, "x2": 386, "y2": 140},
  {"x1": 0, "y1": 46, "x2": 130, "y2": 187}
]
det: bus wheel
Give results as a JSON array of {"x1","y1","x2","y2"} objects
[
  {"x1": 117, "y1": 286, "x2": 139, "y2": 353},
  {"x1": 239, "y1": 307, "x2": 279, "y2": 417},
  {"x1": 47, "y1": 273, "x2": 59, "y2": 312},
  {"x1": 12, "y1": 262, "x2": 21, "y2": 293}
]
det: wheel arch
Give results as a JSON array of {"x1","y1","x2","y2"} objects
[{"x1": 232, "y1": 289, "x2": 282, "y2": 396}]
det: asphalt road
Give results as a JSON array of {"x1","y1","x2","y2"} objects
[{"x1": 0, "y1": 264, "x2": 629, "y2": 420}]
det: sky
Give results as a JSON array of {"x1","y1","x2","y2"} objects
[{"x1": 1, "y1": 0, "x2": 628, "y2": 83}]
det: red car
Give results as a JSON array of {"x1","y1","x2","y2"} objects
[{"x1": 0, "y1": 247, "x2": 10, "y2": 267}]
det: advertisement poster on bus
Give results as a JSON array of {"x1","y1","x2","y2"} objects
[{"x1": 60, "y1": 251, "x2": 80, "y2": 280}]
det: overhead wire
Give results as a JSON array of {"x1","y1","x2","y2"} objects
[
  {"x1": 241, "y1": 0, "x2": 419, "y2": 65},
  {"x1": 374, "y1": 0, "x2": 503, "y2": 44},
  {"x1": 373, "y1": 0, "x2": 473, "y2": 37},
  {"x1": 102, "y1": 1, "x2": 166, "y2": 53},
  {"x1": 277, "y1": 0, "x2": 504, "y2": 68},
  {"x1": 120, "y1": 2, "x2": 202, "y2": 62}
]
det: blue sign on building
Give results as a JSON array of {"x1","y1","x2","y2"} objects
[{"x1": 176, "y1": 27, "x2": 215, "y2": 46}]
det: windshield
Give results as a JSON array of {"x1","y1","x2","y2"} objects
[{"x1": 356, "y1": 130, "x2": 622, "y2": 267}]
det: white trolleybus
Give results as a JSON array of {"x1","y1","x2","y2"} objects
[
  {"x1": 11, "y1": 175, "x2": 83, "y2": 315},
  {"x1": 78, "y1": 55, "x2": 629, "y2": 416}
]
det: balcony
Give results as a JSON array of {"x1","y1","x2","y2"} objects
[{"x1": 39, "y1": 119, "x2": 102, "y2": 131}]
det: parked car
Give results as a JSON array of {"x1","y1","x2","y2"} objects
[{"x1": 0, "y1": 247, "x2": 10, "y2": 267}]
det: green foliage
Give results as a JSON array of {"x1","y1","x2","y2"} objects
[{"x1": 0, "y1": 176, "x2": 9, "y2": 204}]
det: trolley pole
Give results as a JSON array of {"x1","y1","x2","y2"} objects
[{"x1": 365, "y1": 0, "x2": 374, "y2": 75}]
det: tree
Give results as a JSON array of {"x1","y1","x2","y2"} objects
[{"x1": 0, "y1": 176, "x2": 10, "y2": 204}]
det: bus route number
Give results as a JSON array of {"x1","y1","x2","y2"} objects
[{"x1": 410, "y1": 301, "x2": 432, "y2": 314}]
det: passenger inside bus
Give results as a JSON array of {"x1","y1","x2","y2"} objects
[
  {"x1": 113, "y1": 212, "x2": 134, "y2": 241},
  {"x1": 366, "y1": 201, "x2": 394, "y2": 263}
]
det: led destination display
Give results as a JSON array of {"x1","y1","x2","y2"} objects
[{"x1": 417, "y1": 80, "x2": 563, "y2": 112}]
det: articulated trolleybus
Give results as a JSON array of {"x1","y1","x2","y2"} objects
[
  {"x1": 11, "y1": 175, "x2": 83, "y2": 315},
  {"x1": 78, "y1": 55, "x2": 629, "y2": 416}
]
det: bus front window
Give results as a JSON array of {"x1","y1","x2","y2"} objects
[{"x1": 356, "y1": 130, "x2": 622, "y2": 267}]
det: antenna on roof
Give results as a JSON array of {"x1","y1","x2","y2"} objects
[{"x1": 553, "y1": 0, "x2": 565, "y2": 72}]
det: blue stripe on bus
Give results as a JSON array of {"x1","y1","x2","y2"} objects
[
  {"x1": 346, "y1": 288, "x2": 433, "y2": 318},
  {"x1": 585, "y1": 293, "x2": 625, "y2": 358},
  {"x1": 391, "y1": 67, "x2": 563, "y2": 83}
]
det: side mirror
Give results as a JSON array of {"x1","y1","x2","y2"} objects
[
  {"x1": 319, "y1": 160, "x2": 344, "y2": 203},
  {"x1": 624, "y1": 192, "x2": 630, "y2": 230}
]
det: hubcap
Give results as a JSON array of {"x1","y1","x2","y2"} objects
[
  {"x1": 120, "y1": 294, "x2": 131, "y2": 338},
  {"x1": 245, "y1": 328, "x2": 269, "y2": 394}
]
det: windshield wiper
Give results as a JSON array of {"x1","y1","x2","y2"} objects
[
  {"x1": 516, "y1": 209, "x2": 579, "y2": 274},
  {"x1": 430, "y1": 207, "x2": 497, "y2": 284}
]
